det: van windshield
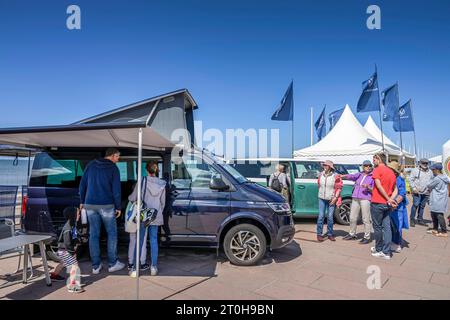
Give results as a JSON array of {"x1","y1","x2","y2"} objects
[{"x1": 220, "y1": 163, "x2": 248, "y2": 184}]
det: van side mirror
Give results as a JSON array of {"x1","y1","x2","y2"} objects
[{"x1": 209, "y1": 177, "x2": 229, "y2": 191}]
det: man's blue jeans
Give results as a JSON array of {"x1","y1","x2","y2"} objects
[
  {"x1": 410, "y1": 194, "x2": 429, "y2": 221},
  {"x1": 371, "y1": 203, "x2": 392, "y2": 255},
  {"x1": 132, "y1": 225, "x2": 159, "y2": 268},
  {"x1": 317, "y1": 199, "x2": 335, "y2": 236},
  {"x1": 86, "y1": 207, "x2": 118, "y2": 268}
]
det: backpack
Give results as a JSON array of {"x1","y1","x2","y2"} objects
[{"x1": 270, "y1": 173, "x2": 283, "y2": 193}]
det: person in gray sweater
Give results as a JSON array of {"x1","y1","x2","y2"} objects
[
  {"x1": 408, "y1": 158, "x2": 433, "y2": 227},
  {"x1": 426, "y1": 163, "x2": 450, "y2": 237},
  {"x1": 128, "y1": 161, "x2": 166, "y2": 276}
]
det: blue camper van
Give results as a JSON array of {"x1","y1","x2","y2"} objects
[{"x1": 0, "y1": 90, "x2": 295, "y2": 266}]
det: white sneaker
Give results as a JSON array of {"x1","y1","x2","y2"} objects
[
  {"x1": 129, "y1": 270, "x2": 137, "y2": 278},
  {"x1": 372, "y1": 251, "x2": 391, "y2": 260},
  {"x1": 381, "y1": 252, "x2": 392, "y2": 260},
  {"x1": 391, "y1": 244, "x2": 402, "y2": 253},
  {"x1": 92, "y1": 264, "x2": 102, "y2": 275},
  {"x1": 371, "y1": 251, "x2": 383, "y2": 257},
  {"x1": 108, "y1": 261, "x2": 125, "y2": 273},
  {"x1": 370, "y1": 247, "x2": 377, "y2": 254},
  {"x1": 150, "y1": 266, "x2": 158, "y2": 276}
]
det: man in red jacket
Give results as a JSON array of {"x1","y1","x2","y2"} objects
[{"x1": 370, "y1": 153, "x2": 398, "y2": 260}]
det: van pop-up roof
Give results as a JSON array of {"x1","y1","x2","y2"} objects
[{"x1": 74, "y1": 88, "x2": 197, "y2": 146}]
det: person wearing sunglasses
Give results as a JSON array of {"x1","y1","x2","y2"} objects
[{"x1": 340, "y1": 160, "x2": 374, "y2": 244}]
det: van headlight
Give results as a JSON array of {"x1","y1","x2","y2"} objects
[{"x1": 267, "y1": 202, "x2": 290, "y2": 213}]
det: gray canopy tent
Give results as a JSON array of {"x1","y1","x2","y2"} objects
[{"x1": 0, "y1": 121, "x2": 176, "y2": 298}]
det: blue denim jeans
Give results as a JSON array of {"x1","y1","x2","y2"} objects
[
  {"x1": 132, "y1": 225, "x2": 159, "y2": 268},
  {"x1": 410, "y1": 194, "x2": 429, "y2": 221},
  {"x1": 371, "y1": 203, "x2": 392, "y2": 254},
  {"x1": 86, "y1": 207, "x2": 118, "y2": 268},
  {"x1": 390, "y1": 211, "x2": 402, "y2": 246},
  {"x1": 148, "y1": 225, "x2": 159, "y2": 267},
  {"x1": 317, "y1": 199, "x2": 335, "y2": 236}
]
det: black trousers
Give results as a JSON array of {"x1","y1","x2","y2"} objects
[{"x1": 431, "y1": 211, "x2": 447, "y2": 233}]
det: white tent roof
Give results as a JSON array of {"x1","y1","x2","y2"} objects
[
  {"x1": 429, "y1": 155, "x2": 442, "y2": 163},
  {"x1": 363, "y1": 116, "x2": 415, "y2": 158},
  {"x1": 294, "y1": 105, "x2": 416, "y2": 164},
  {"x1": 294, "y1": 105, "x2": 383, "y2": 164},
  {"x1": 364, "y1": 116, "x2": 398, "y2": 149},
  {"x1": 0, "y1": 123, "x2": 174, "y2": 151}
]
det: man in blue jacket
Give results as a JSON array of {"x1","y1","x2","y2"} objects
[{"x1": 80, "y1": 148, "x2": 125, "y2": 274}]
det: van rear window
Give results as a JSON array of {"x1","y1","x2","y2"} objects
[{"x1": 29, "y1": 152, "x2": 96, "y2": 188}]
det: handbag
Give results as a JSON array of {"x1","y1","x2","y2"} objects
[
  {"x1": 125, "y1": 201, "x2": 137, "y2": 233},
  {"x1": 138, "y1": 177, "x2": 158, "y2": 228}
]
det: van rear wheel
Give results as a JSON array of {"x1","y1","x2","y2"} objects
[{"x1": 223, "y1": 224, "x2": 266, "y2": 266}]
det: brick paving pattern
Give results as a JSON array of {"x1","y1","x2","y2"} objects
[{"x1": 1, "y1": 198, "x2": 449, "y2": 300}]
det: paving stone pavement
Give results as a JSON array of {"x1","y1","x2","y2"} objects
[{"x1": 0, "y1": 197, "x2": 449, "y2": 300}]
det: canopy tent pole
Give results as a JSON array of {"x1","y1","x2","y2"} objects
[
  {"x1": 27, "y1": 150, "x2": 31, "y2": 178},
  {"x1": 135, "y1": 128, "x2": 143, "y2": 299}
]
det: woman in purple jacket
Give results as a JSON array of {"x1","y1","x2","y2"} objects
[{"x1": 341, "y1": 160, "x2": 375, "y2": 244}]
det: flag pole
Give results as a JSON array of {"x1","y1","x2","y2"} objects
[
  {"x1": 376, "y1": 64, "x2": 386, "y2": 154},
  {"x1": 399, "y1": 112, "x2": 404, "y2": 165},
  {"x1": 410, "y1": 100, "x2": 418, "y2": 161},
  {"x1": 291, "y1": 80, "x2": 294, "y2": 157},
  {"x1": 310, "y1": 107, "x2": 314, "y2": 146},
  {"x1": 397, "y1": 82, "x2": 404, "y2": 165}
]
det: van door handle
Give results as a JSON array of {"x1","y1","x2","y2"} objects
[{"x1": 297, "y1": 185, "x2": 306, "y2": 189}]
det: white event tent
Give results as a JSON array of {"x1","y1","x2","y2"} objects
[
  {"x1": 294, "y1": 105, "x2": 415, "y2": 165},
  {"x1": 363, "y1": 116, "x2": 416, "y2": 164}
]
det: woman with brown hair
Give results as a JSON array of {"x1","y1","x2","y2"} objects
[{"x1": 128, "y1": 161, "x2": 166, "y2": 276}]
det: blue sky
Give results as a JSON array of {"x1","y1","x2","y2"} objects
[{"x1": 0, "y1": 0, "x2": 449, "y2": 158}]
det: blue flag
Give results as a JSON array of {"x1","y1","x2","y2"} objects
[
  {"x1": 315, "y1": 106, "x2": 326, "y2": 141},
  {"x1": 382, "y1": 84, "x2": 399, "y2": 121},
  {"x1": 328, "y1": 107, "x2": 345, "y2": 130},
  {"x1": 271, "y1": 81, "x2": 294, "y2": 121},
  {"x1": 393, "y1": 100, "x2": 415, "y2": 132},
  {"x1": 357, "y1": 71, "x2": 381, "y2": 113}
]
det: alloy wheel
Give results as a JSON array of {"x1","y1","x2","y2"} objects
[
  {"x1": 229, "y1": 230, "x2": 261, "y2": 262},
  {"x1": 338, "y1": 202, "x2": 351, "y2": 224}
]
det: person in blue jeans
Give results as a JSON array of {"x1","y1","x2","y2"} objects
[
  {"x1": 387, "y1": 162, "x2": 409, "y2": 253},
  {"x1": 316, "y1": 160, "x2": 343, "y2": 242},
  {"x1": 128, "y1": 161, "x2": 166, "y2": 277},
  {"x1": 408, "y1": 158, "x2": 433, "y2": 227},
  {"x1": 370, "y1": 153, "x2": 398, "y2": 260},
  {"x1": 79, "y1": 148, "x2": 125, "y2": 274}
]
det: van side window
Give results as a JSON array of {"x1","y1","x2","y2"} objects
[
  {"x1": 295, "y1": 162, "x2": 321, "y2": 179},
  {"x1": 171, "y1": 155, "x2": 219, "y2": 189},
  {"x1": 230, "y1": 161, "x2": 277, "y2": 179},
  {"x1": 29, "y1": 152, "x2": 92, "y2": 188}
]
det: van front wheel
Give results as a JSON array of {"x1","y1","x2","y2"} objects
[{"x1": 223, "y1": 224, "x2": 267, "y2": 266}]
